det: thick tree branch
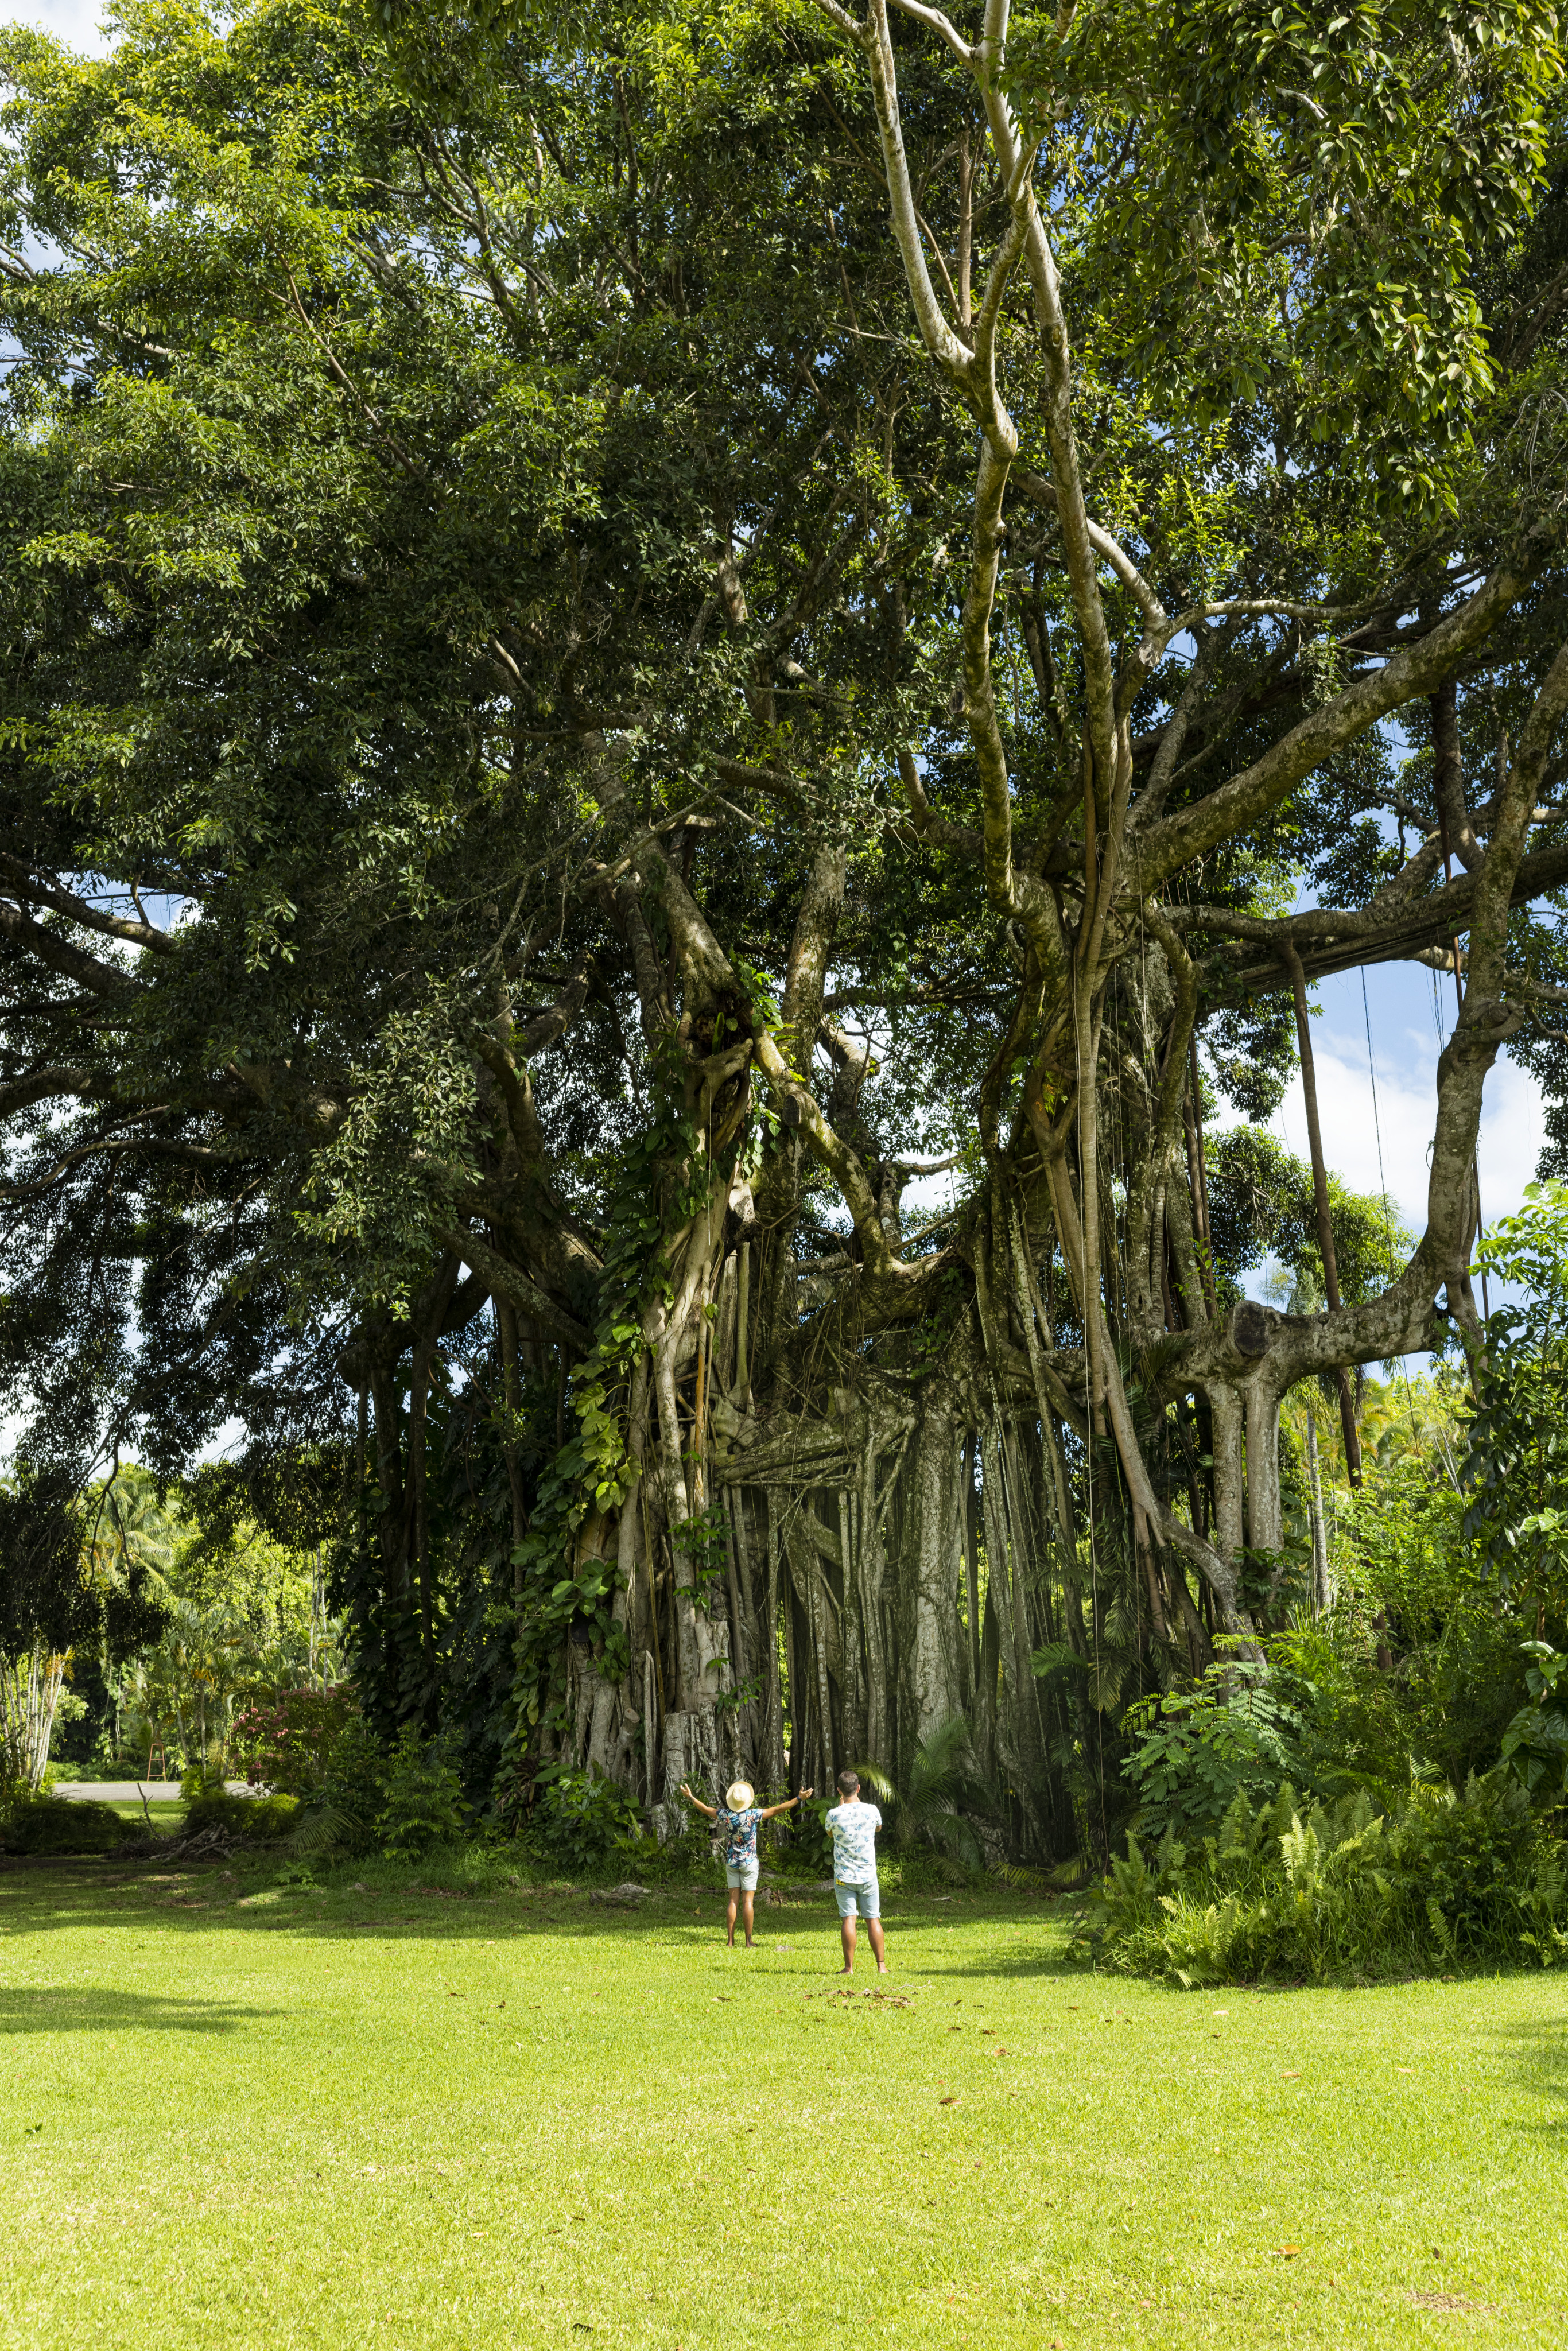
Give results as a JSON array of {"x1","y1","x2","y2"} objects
[
  {"x1": 1130, "y1": 530, "x2": 1553, "y2": 896},
  {"x1": 0, "y1": 857, "x2": 175, "y2": 955},
  {"x1": 0, "y1": 901, "x2": 139, "y2": 998},
  {"x1": 437, "y1": 1224, "x2": 591, "y2": 1355}
]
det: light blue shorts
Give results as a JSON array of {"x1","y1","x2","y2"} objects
[
  {"x1": 726, "y1": 1861, "x2": 759, "y2": 1892},
  {"x1": 835, "y1": 1879, "x2": 880, "y2": 1918}
]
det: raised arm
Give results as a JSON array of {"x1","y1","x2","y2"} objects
[
  {"x1": 759, "y1": 1787, "x2": 814, "y2": 1820},
  {"x1": 678, "y1": 1781, "x2": 717, "y2": 1820}
]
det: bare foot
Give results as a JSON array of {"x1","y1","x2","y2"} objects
[{"x1": 836, "y1": 1964, "x2": 853, "y2": 1975}]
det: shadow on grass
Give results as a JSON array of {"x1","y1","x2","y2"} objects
[
  {"x1": 0, "y1": 1985, "x2": 277, "y2": 2034},
  {"x1": 1499, "y1": 1994, "x2": 1568, "y2": 2112},
  {"x1": 0, "y1": 1863, "x2": 1074, "y2": 1965}
]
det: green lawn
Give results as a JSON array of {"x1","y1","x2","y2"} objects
[
  {"x1": 1, "y1": 1856, "x2": 1564, "y2": 2349},
  {"x1": 100, "y1": 1799, "x2": 185, "y2": 1827}
]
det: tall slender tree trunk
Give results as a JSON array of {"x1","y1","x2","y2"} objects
[
  {"x1": 1283, "y1": 942, "x2": 1363, "y2": 1487},
  {"x1": 1305, "y1": 1410, "x2": 1330, "y2": 1611}
]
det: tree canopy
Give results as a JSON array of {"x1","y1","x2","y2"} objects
[{"x1": 1, "y1": 0, "x2": 1566, "y2": 1850}]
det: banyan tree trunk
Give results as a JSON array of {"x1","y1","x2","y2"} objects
[
  {"x1": 523, "y1": 1171, "x2": 1231, "y2": 1867},
  {"x1": 890, "y1": 1374, "x2": 971, "y2": 1783}
]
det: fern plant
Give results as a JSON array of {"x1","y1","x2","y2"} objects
[
  {"x1": 856, "y1": 1715, "x2": 992, "y2": 1875},
  {"x1": 374, "y1": 1726, "x2": 465, "y2": 1864},
  {"x1": 1082, "y1": 1772, "x2": 1566, "y2": 1984}
]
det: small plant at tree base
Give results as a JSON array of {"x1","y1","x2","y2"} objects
[
  {"x1": 374, "y1": 1727, "x2": 466, "y2": 1864},
  {"x1": 526, "y1": 1766, "x2": 641, "y2": 1874},
  {"x1": 1119, "y1": 1663, "x2": 1306, "y2": 1842}
]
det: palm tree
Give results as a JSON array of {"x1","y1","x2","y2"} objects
[{"x1": 83, "y1": 1468, "x2": 176, "y2": 1590}]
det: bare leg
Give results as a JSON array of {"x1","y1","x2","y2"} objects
[
  {"x1": 742, "y1": 1890, "x2": 756, "y2": 1947},
  {"x1": 726, "y1": 1888, "x2": 739, "y2": 1947},
  {"x1": 867, "y1": 1917, "x2": 888, "y2": 1972},
  {"x1": 839, "y1": 1912, "x2": 856, "y2": 1973}
]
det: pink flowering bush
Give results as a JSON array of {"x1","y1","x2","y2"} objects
[{"x1": 230, "y1": 1684, "x2": 359, "y2": 1796}]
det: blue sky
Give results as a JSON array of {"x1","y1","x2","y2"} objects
[{"x1": 1229, "y1": 959, "x2": 1546, "y2": 1246}]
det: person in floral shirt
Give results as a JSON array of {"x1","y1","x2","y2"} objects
[{"x1": 679, "y1": 1777, "x2": 813, "y2": 1948}]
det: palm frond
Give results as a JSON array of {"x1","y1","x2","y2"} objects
[
  {"x1": 864, "y1": 1714, "x2": 993, "y2": 1867},
  {"x1": 287, "y1": 1801, "x2": 366, "y2": 1858},
  {"x1": 1030, "y1": 1641, "x2": 1089, "y2": 1682}
]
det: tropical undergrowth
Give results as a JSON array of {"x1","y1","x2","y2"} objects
[
  {"x1": 1082, "y1": 1775, "x2": 1567, "y2": 1984},
  {"x1": 1076, "y1": 1193, "x2": 1568, "y2": 1983}
]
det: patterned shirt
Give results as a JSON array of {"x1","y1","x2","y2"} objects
[
  {"x1": 826, "y1": 1801, "x2": 882, "y2": 1884},
  {"x1": 721, "y1": 1807, "x2": 762, "y2": 1867}
]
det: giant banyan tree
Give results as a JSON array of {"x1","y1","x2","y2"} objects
[{"x1": 2, "y1": 0, "x2": 1567, "y2": 1853}]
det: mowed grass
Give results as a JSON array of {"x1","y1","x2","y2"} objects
[{"x1": 1, "y1": 1859, "x2": 1565, "y2": 2350}]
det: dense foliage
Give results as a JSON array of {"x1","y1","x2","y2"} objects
[
  {"x1": 1073, "y1": 1188, "x2": 1568, "y2": 1979},
  {"x1": 1088, "y1": 1777, "x2": 1566, "y2": 1981}
]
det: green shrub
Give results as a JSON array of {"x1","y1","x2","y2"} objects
[
  {"x1": 1266, "y1": 1566, "x2": 1529, "y2": 1803},
  {"x1": 183, "y1": 1791, "x2": 300, "y2": 1842},
  {"x1": 1083, "y1": 1774, "x2": 1568, "y2": 1983},
  {"x1": 1, "y1": 1796, "x2": 125, "y2": 1855},
  {"x1": 774, "y1": 1792, "x2": 833, "y2": 1875},
  {"x1": 1120, "y1": 1663, "x2": 1307, "y2": 1840},
  {"x1": 320, "y1": 1715, "x2": 386, "y2": 1822},
  {"x1": 374, "y1": 1727, "x2": 466, "y2": 1863},
  {"x1": 281, "y1": 1715, "x2": 386, "y2": 1859},
  {"x1": 525, "y1": 1767, "x2": 640, "y2": 1875},
  {"x1": 886, "y1": 1847, "x2": 975, "y2": 1893},
  {"x1": 270, "y1": 1859, "x2": 319, "y2": 1888}
]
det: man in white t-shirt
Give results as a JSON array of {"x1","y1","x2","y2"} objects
[{"x1": 825, "y1": 1768, "x2": 887, "y2": 1974}]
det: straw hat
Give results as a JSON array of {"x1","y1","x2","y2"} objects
[{"x1": 726, "y1": 1779, "x2": 755, "y2": 1810}]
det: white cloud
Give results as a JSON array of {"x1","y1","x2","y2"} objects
[
  {"x1": 1475, "y1": 1057, "x2": 1551, "y2": 1231},
  {"x1": 1266, "y1": 1035, "x2": 1546, "y2": 1237},
  {"x1": 15, "y1": 1, "x2": 113, "y2": 52}
]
